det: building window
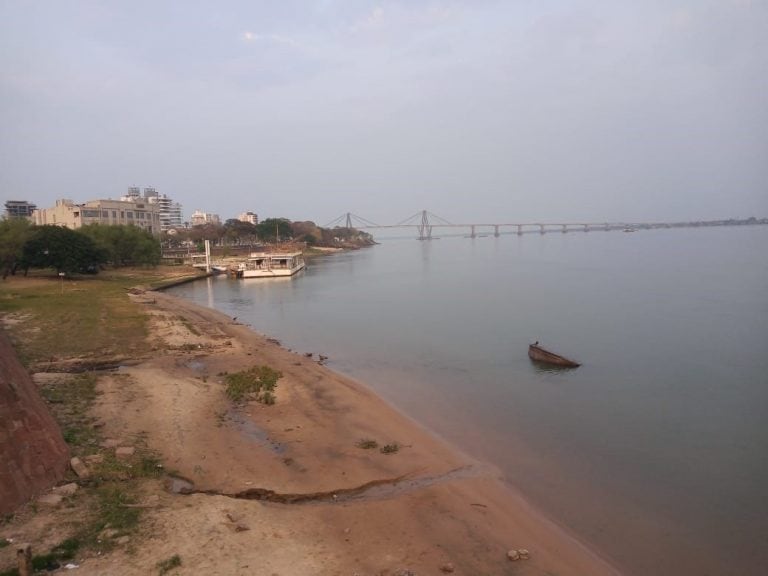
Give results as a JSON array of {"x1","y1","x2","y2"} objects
[
  {"x1": 126, "y1": 211, "x2": 134, "y2": 219},
  {"x1": 112, "y1": 211, "x2": 117, "y2": 219}
]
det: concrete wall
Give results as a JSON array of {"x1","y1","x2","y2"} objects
[{"x1": 0, "y1": 330, "x2": 69, "y2": 516}]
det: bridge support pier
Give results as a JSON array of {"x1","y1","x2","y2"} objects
[
  {"x1": 517, "y1": 225, "x2": 523, "y2": 236},
  {"x1": 494, "y1": 225, "x2": 500, "y2": 238},
  {"x1": 539, "y1": 224, "x2": 546, "y2": 235},
  {"x1": 561, "y1": 224, "x2": 567, "y2": 233},
  {"x1": 583, "y1": 224, "x2": 589, "y2": 232},
  {"x1": 470, "y1": 225, "x2": 476, "y2": 239}
]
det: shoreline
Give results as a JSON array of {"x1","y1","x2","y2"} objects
[{"x1": 106, "y1": 288, "x2": 622, "y2": 575}]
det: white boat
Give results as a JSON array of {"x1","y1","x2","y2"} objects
[{"x1": 235, "y1": 252, "x2": 305, "y2": 279}]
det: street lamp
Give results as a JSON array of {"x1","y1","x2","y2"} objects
[{"x1": 58, "y1": 272, "x2": 65, "y2": 294}]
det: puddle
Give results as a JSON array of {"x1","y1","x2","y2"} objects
[
  {"x1": 166, "y1": 476, "x2": 195, "y2": 494},
  {"x1": 227, "y1": 409, "x2": 285, "y2": 454},
  {"x1": 186, "y1": 359, "x2": 206, "y2": 371}
]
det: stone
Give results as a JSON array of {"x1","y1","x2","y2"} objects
[
  {"x1": 100, "y1": 439, "x2": 120, "y2": 449},
  {"x1": 115, "y1": 446, "x2": 135, "y2": 459},
  {"x1": 70, "y1": 457, "x2": 90, "y2": 479},
  {"x1": 507, "y1": 550, "x2": 520, "y2": 561},
  {"x1": 84, "y1": 454, "x2": 104, "y2": 465},
  {"x1": 116, "y1": 536, "x2": 130, "y2": 545},
  {"x1": 518, "y1": 548, "x2": 530, "y2": 560},
  {"x1": 440, "y1": 562, "x2": 455, "y2": 573},
  {"x1": 53, "y1": 482, "x2": 79, "y2": 496},
  {"x1": 37, "y1": 493, "x2": 63, "y2": 507}
]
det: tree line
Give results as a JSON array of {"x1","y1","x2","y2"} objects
[
  {"x1": 1, "y1": 217, "x2": 374, "y2": 278},
  {"x1": 0, "y1": 220, "x2": 160, "y2": 278},
  {"x1": 164, "y1": 217, "x2": 374, "y2": 249}
]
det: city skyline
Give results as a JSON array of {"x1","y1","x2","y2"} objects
[{"x1": 2, "y1": 2, "x2": 767, "y2": 225}]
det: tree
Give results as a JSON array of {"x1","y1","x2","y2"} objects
[
  {"x1": 256, "y1": 218, "x2": 293, "y2": 242},
  {"x1": 20, "y1": 225, "x2": 107, "y2": 274},
  {"x1": 222, "y1": 219, "x2": 259, "y2": 245},
  {"x1": 80, "y1": 224, "x2": 161, "y2": 267},
  {"x1": 0, "y1": 217, "x2": 33, "y2": 278}
]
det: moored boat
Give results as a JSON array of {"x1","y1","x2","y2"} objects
[
  {"x1": 232, "y1": 251, "x2": 305, "y2": 279},
  {"x1": 528, "y1": 342, "x2": 581, "y2": 368}
]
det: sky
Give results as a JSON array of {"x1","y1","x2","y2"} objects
[{"x1": 1, "y1": 0, "x2": 767, "y2": 226}]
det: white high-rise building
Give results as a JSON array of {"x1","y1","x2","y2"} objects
[
  {"x1": 121, "y1": 187, "x2": 183, "y2": 231},
  {"x1": 238, "y1": 211, "x2": 258, "y2": 225}
]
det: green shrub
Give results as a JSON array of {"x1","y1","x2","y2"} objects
[{"x1": 224, "y1": 365, "x2": 282, "y2": 404}]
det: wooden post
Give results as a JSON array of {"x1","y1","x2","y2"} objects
[{"x1": 17, "y1": 543, "x2": 32, "y2": 576}]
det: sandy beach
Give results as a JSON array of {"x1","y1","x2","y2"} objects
[{"x1": 4, "y1": 282, "x2": 622, "y2": 575}]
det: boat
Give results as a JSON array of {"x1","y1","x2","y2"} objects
[
  {"x1": 233, "y1": 251, "x2": 305, "y2": 279},
  {"x1": 528, "y1": 342, "x2": 581, "y2": 368}
]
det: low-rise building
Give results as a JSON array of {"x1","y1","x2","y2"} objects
[{"x1": 33, "y1": 198, "x2": 161, "y2": 235}]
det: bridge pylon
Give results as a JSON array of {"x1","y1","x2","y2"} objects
[{"x1": 418, "y1": 210, "x2": 433, "y2": 241}]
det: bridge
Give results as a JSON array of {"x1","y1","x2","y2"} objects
[{"x1": 325, "y1": 211, "x2": 647, "y2": 240}]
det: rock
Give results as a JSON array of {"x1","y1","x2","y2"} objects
[
  {"x1": 116, "y1": 536, "x2": 130, "y2": 545},
  {"x1": 37, "y1": 493, "x2": 63, "y2": 507},
  {"x1": 440, "y1": 562, "x2": 455, "y2": 573},
  {"x1": 518, "y1": 548, "x2": 530, "y2": 560},
  {"x1": 507, "y1": 550, "x2": 520, "y2": 561},
  {"x1": 53, "y1": 483, "x2": 79, "y2": 496},
  {"x1": 70, "y1": 457, "x2": 90, "y2": 479},
  {"x1": 115, "y1": 446, "x2": 135, "y2": 459},
  {"x1": 100, "y1": 439, "x2": 120, "y2": 449},
  {"x1": 84, "y1": 454, "x2": 104, "y2": 465},
  {"x1": 99, "y1": 528, "x2": 118, "y2": 539}
]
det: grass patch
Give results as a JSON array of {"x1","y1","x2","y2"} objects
[
  {"x1": 380, "y1": 443, "x2": 400, "y2": 455},
  {"x1": 0, "y1": 540, "x2": 7, "y2": 550},
  {"x1": 224, "y1": 365, "x2": 282, "y2": 404},
  {"x1": 0, "y1": 270, "x2": 160, "y2": 365},
  {"x1": 39, "y1": 373, "x2": 99, "y2": 456},
  {"x1": 157, "y1": 554, "x2": 182, "y2": 574},
  {"x1": 356, "y1": 439, "x2": 379, "y2": 450}
]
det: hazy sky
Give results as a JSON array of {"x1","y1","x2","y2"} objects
[{"x1": 2, "y1": 1, "x2": 766, "y2": 225}]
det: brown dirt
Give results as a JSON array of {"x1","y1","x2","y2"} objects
[{"x1": 2, "y1": 288, "x2": 622, "y2": 575}]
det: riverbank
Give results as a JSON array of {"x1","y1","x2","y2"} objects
[
  {"x1": 91, "y1": 289, "x2": 620, "y2": 574},
  {"x1": 1, "y1": 271, "x2": 621, "y2": 575}
]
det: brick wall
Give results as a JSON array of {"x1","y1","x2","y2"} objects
[{"x1": 0, "y1": 330, "x2": 69, "y2": 516}]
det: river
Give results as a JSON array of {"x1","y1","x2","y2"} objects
[{"x1": 169, "y1": 225, "x2": 768, "y2": 575}]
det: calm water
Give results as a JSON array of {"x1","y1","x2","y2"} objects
[{"x1": 170, "y1": 226, "x2": 768, "y2": 575}]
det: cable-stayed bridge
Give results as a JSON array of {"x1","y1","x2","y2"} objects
[{"x1": 325, "y1": 210, "x2": 663, "y2": 240}]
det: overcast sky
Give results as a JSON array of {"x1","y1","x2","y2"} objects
[{"x1": 1, "y1": 1, "x2": 766, "y2": 225}]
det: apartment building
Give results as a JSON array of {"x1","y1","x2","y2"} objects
[
  {"x1": 122, "y1": 187, "x2": 183, "y2": 231},
  {"x1": 190, "y1": 210, "x2": 221, "y2": 226},
  {"x1": 33, "y1": 198, "x2": 161, "y2": 235}
]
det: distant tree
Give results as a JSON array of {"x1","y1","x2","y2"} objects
[
  {"x1": 222, "y1": 219, "x2": 259, "y2": 245},
  {"x1": 291, "y1": 221, "x2": 322, "y2": 245},
  {"x1": 20, "y1": 225, "x2": 107, "y2": 274},
  {"x1": 0, "y1": 217, "x2": 33, "y2": 278},
  {"x1": 188, "y1": 223, "x2": 223, "y2": 247},
  {"x1": 80, "y1": 224, "x2": 161, "y2": 267},
  {"x1": 256, "y1": 218, "x2": 293, "y2": 242}
]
